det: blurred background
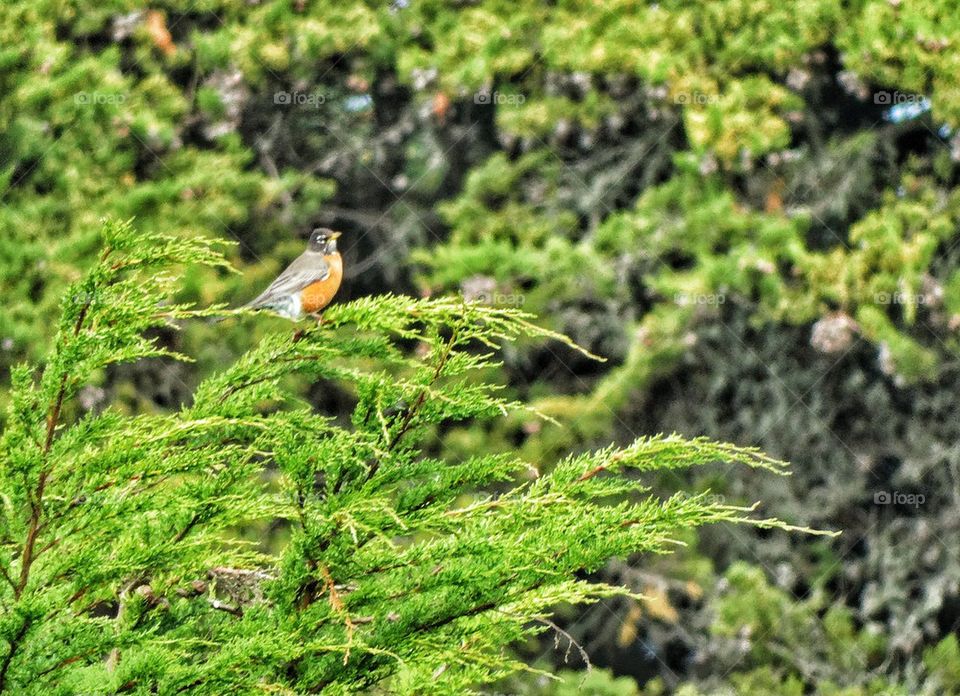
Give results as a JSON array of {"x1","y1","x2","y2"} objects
[{"x1": 2, "y1": 2, "x2": 960, "y2": 693}]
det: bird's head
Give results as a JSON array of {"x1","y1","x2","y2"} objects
[{"x1": 308, "y1": 228, "x2": 342, "y2": 254}]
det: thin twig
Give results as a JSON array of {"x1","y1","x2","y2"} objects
[
  {"x1": 171, "y1": 513, "x2": 201, "y2": 544},
  {"x1": 366, "y1": 324, "x2": 460, "y2": 483},
  {"x1": 207, "y1": 598, "x2": 243, "y2": 618},
  {"x1": 0, "y1": 565, "x2": 16, "y2": 593},
  {"x1": 533, "y1": 616, "x2": 591, "y2": 668},
  {"x1": 319, "y1": 564, "x2": 355, "y2": 664}
]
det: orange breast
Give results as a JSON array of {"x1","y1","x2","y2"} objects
[{"x1": 301, "y1": 253, "x2": 342, "y2": 314}]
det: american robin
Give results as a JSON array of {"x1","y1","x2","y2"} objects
[{"x1": 243, "y1": 228, "x2": 343, "y2": 319}]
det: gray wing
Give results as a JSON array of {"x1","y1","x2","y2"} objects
[{"x1": 244, "y1": 252, "x2": 330, "y2": 309}]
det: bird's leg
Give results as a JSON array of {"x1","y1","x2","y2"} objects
[{"x1": 293, "y1": 312, "x2": 326, "y2": 341}]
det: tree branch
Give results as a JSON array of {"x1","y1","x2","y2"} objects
[
  {"x1": 17, "y1": 294, "x2": 95, "y2": 598},
  {"x1": 0, "y1": 618, "x2": 30, "y2": 692},
  {"x1": 365, "y1": 325, "x2": 460, "y2": 483}
]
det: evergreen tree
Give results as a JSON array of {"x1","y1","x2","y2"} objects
[{"x1": 0, "y1": 220, "x2": 813, "y2": 694}]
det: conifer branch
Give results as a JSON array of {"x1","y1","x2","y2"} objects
[
  {"x1": 16, "y1": 268, "x2": 100, "y2": 599},
  {"x1": 391, "y1": 327, "x2": 459, "y2": 452},
  {"x1": 0, "y1": 566, "x2": 15, "y2": 594},
  {"x1": 0, "y1": 221, "x2": 814, "y2": 692},
  {"x1": 0, "y1": 619, "x2": 30, "y2": 692}
]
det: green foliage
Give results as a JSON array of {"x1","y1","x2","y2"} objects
[
  {"x1": 713, "y1": 564, "x2": 886, "y2": 673},
  {"x1": 5, "y1": 1, "x2": 960, "y2": 691},
  {"x1": 707, "y1": 563, "x2": 923, "y2": 696},
  {"x1": 0, "y1": 221, "x2": 808, "y2": 693},
  {"x1": 5, "y1": 0, "x2": 960, "y2": 407},
  {"x1": 504, "y1": 667, "x2": 642, "y2": 696},
  {"x1": 0, "y1": 2, "x2": 334, "y2": 385},
  {"x1": 923, "y1": 634, "x2": 960, "y2": 693},
  {"x1": 838, "y1": 2, "x2": 960, "y2": 123},
  {"x1": 421, "y1": 155, "x2": 960, "y2": 468}
]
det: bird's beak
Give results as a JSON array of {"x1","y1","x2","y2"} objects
[{"x1": 329, "y1": 231, "x2": 342, "y2": 240}]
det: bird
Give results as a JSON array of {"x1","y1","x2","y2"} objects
[{"x1": 242, "y1": 228, "x2": 343, "y2": 320}]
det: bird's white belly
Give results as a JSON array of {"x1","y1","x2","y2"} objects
[{"x1": 271, "y1": 293, "x2": 302, "y2": 319}]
